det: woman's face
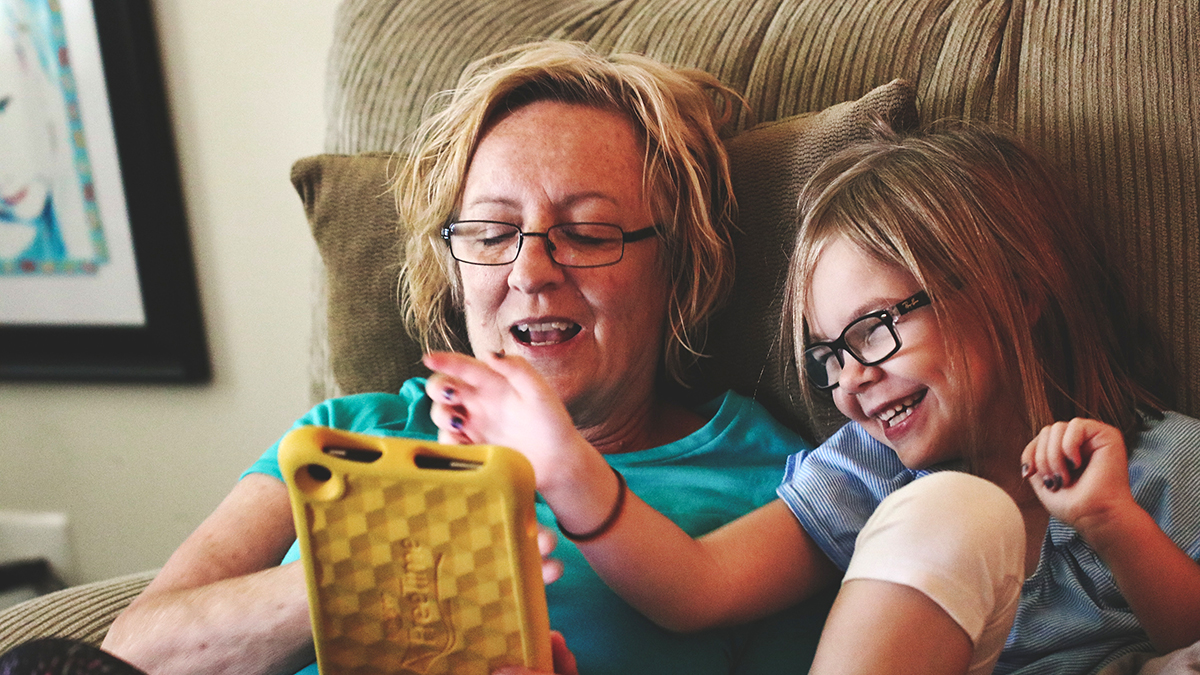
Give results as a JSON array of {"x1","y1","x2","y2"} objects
[
  {"x1": 806, "y1": 236, "x2": 1020, "y2": 470},
  {"x1": 456, "y1": 101, "x2": 670, "y2": 420}
]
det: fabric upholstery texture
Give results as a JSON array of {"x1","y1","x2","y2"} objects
[
  {"x1": 291, "y1": 153, "x2": 420, "y2": 401},
  {"x1": 298, "y1": 80, "x2": 917, "y2": 439},
  {"x1": 0, "y1": 570, "x2": 155, "y2": 652}
]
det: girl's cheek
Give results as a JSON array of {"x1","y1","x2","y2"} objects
[{"x1": 832, "y1": 389, "x2": 864, "y2": 421}]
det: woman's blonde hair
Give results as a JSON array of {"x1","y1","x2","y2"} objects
[
  {"x1": 395, "y1": 40, "x2": 739, "y2": 383},
  {"x1": 784, "y1": 123, "x2": 1169, "y2": 455}
]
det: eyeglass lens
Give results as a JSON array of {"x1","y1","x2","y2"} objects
[
  {"x1": 804, "y1": 315, "x2": 900, "y2": 389},
  {"x1": 448, "y1": 222, "x2": 628, "y2": 267}
]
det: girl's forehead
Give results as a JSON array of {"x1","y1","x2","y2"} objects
[{"x1": 805, "y1": 238, "x2": 920, "y2": 334}]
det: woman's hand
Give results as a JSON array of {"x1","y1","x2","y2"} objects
[
  {"x1": 538, "y1": 524, "x2": 564, "y2": 584},
  {"x1": 493, "y1": 631, "x2": 579, "y2": 675},
  {"x1": 1020, "y1": 418, "x2": 1135, "y2": 534}
]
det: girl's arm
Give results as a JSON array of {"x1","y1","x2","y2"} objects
[
  {"x1": 1023, "y1": 418, "x2": 1200, "y2": 652},
  {"x1": 424, "y1": 351, "x2": 840, "y2": 631},
  {"x1": 102, "y1": 474, "x2": 315, "y2": 675}
]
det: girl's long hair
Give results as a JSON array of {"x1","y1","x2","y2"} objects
[{"x1": 784, "y1": 122, "x2": 1170, "y2": 458}]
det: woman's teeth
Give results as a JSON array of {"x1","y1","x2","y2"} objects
[
  {"x1": 877, "y1": 392, "x2": 925, "y2": 428},
  {"x1": 512, "y1": 321, "x2": 581, "y2": 345}
]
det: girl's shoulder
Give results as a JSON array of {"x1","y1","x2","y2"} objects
[
  {"x1": 1131, "y1": 410, "x2": 1200, "y2": 461},
  {"x1": 1128, "y1": 411, "x2": 1200, "y2": 558}
]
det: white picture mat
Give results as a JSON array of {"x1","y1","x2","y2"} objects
[{"x1": 0, "y1": 0, "x2": 146, "y2": 325}]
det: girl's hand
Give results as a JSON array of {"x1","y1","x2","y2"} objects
[
  {"x1": 1020, "y1": 418, "x2": 1136, "y2": 533},
  {"x1": 423, "y1": 351, "x2": 592, "y2": 493},
  {"x1": 493, "y1": 631, "x2": 579, "y2": 675}
]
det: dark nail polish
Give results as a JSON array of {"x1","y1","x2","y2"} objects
[
  {"x1": 492, "y1": 349, "x2": 506, "y2": 359},
  {"x1": 1064, "y1": 456, "x2": 1077, "y2": 472},
  {"x1": 442, "y1": 387, "x2": 455, "y2": 402},
  {"x1": 450, "y1": 416, "x2": 463, "y2": 430},
  {"x1": 1053, "y1": 474, "x2": 1064, "y2": 491},
  {"x1": 1021, "y1": 463, "x2": 1032, "y2": 478},
  {"x1": 1043, "y1": 476, "x2": 1056, "y2": 490}
]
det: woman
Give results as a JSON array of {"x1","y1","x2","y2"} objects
[{"x1": 98, "y1": 41, "x2": 825, "y2": 675}]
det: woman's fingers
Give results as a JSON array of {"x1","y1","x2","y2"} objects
[
  {"x1": 491, "y1": 632, "x2": 578, "y2": 675},
  {"x1": 537, "y1": 524, "x2": 564, "y2": 584},
  {"x1": 549, "y1": 631, "x2": 579, "y2": 675}
]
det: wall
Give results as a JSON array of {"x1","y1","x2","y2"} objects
[{"x1": 0, "y1": 0, "x2": 337, "y2": 584}]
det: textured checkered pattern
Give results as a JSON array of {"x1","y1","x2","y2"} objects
[{"x1": 308, "y1": 475, "x2": 524, "y2": 675}]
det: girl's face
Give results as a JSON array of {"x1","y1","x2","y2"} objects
[{"x1": 806, "y1": 236, "x2": 1021, "y2": 470}]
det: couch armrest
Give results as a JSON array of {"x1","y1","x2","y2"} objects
[{"x1": 0, "y1": 570, "x2": 156, "y2": 652}]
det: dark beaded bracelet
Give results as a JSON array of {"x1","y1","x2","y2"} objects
[{"x1": 556, "y1": 466, "x2": 627, "y2": 543}]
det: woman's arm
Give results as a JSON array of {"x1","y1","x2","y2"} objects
[
  {"x1": 102, "y1": 474, "x2": 315, "y2": 675},
  {"x1": 424, "y1": 351, "x2": 840, "y2": 631},
  {"x1": 1023, "y1": 418, "x2": 1200, "y2": 652}
]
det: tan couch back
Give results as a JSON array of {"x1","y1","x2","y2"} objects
[{"x1": 308, "y1": 0, "x2": 1200, "y2": 441}]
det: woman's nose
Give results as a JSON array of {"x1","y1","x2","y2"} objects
[{"x1": 508, "y1": 230, "x2": 565, "y2": 293}]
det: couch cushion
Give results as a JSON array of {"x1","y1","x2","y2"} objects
[
  {"x1": 294, "y1": 79, "x2": 917, "y2": 440},
  {"x1": 291, "y1": 153, "x2": 423, "y2": 399},
  {"x1": 0, "y1": 569, "x2": 156, "y2": 651}
]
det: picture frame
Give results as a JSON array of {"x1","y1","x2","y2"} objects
[{"x1": 0, "y1": 0, "x2": 209, "y2": 382}]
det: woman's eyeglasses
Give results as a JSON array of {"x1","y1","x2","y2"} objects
[
  {"x1": 442, "y1": 221, "x2": 658, "y2": 268},
  {"x1": 803, "y1": 290, "x2": 932, "y2": 390}
]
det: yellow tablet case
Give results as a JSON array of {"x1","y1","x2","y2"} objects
[{"x1": 279, "y1": 426, "x2": 553, "y2": 675}]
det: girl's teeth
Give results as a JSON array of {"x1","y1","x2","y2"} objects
[{"x1": 878, "y1": 394, "x2": 923, "y2": 427}]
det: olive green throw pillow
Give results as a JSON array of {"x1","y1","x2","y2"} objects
[
  {"x1": 291, "y1": 152, "x2": 421, "y2": 398},
  {"x1": 292, "y1": 78, "x2": 917, "y2": 440}
]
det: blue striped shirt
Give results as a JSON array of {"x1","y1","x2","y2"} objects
[{"x1": 778, "y1": 412, "x2": 1200, "y2": 675}]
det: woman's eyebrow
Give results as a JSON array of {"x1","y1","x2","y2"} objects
[{"x1": 463, "y1": 191, "x2": 622, "y2": 210}]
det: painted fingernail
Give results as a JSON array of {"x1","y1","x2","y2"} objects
[
  {"x1": 450, "y1": 415, "x2": 463, "y2": 430},
  {"x1": 492, "y1": 349, "x2": 506, "y2": 359},
  {"x1": 1042, "y1": 476, "x2": 1056, "y2": 490},
  {"x1": 1064, "y1": 456, "x2": 1077, "y2": 471},
  {"x1": 1053, "y1": 474, "x2": 1064, "y2": 491},
  {"x1": 442, "y1": 387, "x2": 455, "y2": 402},
  {"x1": 1021, "y1": 463, "x2": 1033, "y2": 478}
]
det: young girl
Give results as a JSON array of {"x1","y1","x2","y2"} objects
[{"x1": 425, "y1": 124, "x2": 1200, "y2": 675}]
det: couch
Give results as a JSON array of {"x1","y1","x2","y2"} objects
[{"x1": 2, "y1": 0, "x2": 1196, "y2": 655}]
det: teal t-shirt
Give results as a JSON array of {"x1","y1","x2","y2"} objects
[{"x1": 247, "y1": 378, "x2": 828, "y2": 675}]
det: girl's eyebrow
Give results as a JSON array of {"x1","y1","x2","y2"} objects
[{"x1": 810, "y1": 295, "x2": 907, "y2": 342}]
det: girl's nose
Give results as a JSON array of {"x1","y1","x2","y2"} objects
[{"x1": 837, "y1": 355, "x2": 882, "y2": 393}]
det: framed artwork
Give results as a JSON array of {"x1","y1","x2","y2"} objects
[{"x1": 0, "y1": 0, "x2": 209, "y2": 381}]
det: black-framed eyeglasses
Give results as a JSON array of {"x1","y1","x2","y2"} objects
[
  {"x1": 441, "y1": 221, "x2": 658, "y2": 268},
  {"x1": 803, "y1": 290, "x2": 932, "y2": 390}
]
